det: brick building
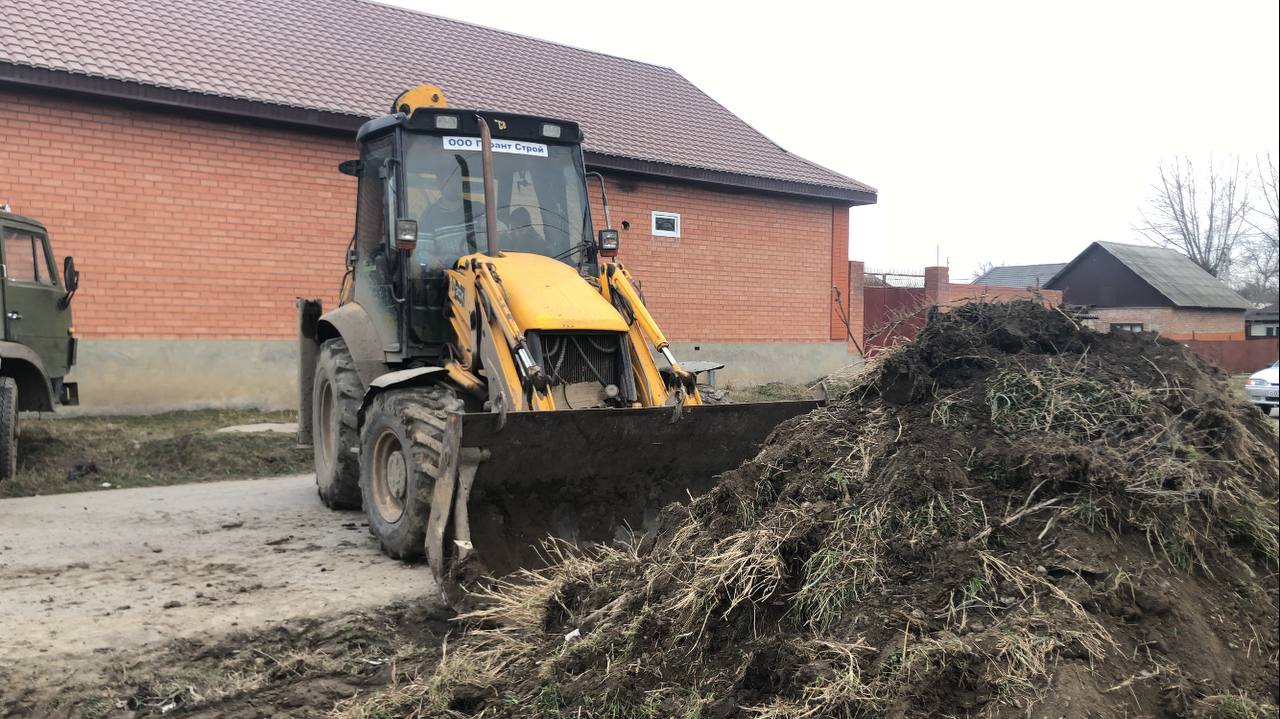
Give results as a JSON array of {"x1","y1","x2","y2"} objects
[
  {"x1": 1045, "y1": 241, "x2": 1249, "y2": 340},
  {"x1": 0, "y1": 0, "x2": 874, "y2": 410}
]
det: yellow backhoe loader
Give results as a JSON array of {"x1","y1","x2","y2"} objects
[{"x1": 298, "y1": 85, "x2": 821, "y2": 603}]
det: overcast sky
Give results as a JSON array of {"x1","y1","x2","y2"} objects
[{"x1": 385, "y1": 0, "x2": 1279, "y2": 278}]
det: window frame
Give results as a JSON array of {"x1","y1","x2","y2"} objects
[
  {"x1": 1109, "y1": 322, "x2": 1144, "y2": 333},
  {"x1": 651, "y1": 211, "x2": 681, "y2": 238}
]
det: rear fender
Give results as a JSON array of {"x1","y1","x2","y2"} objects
[
  {"x1": 297, "y1": 299, "x2": 395, "y2": 445},
  {"x1": 315, "y1": 302, "x2": 394, "y2": 387}
]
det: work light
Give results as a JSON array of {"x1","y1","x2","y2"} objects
[
  {"x1": 435, "y1": 115, "x2": 460, "y2": 130},
  {"x1": 598, "y1": 229, "x2": 620, "y2": 256},
  {"x1": 542, "y1": 123, "x2": 562, "y2": 139},
  {"x1": 395, "y1": 219, "x2": 419, "y2": 250}
]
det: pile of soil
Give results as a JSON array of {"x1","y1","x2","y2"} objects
[{"x1": 373, "y1": 302, "x2": 1279, "y2": 718}]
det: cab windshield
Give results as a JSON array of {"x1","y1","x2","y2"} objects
[{"x1": 401, "y1": 132, "x2": 595, "y2": 275}]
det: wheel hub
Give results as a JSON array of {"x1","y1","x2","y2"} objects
[
  {"x1": 369, "y1": 429, "x2": 408, "y2": 523},
  {"x1": 386, "y1": 450, "x2": 407, "y2": 500}
]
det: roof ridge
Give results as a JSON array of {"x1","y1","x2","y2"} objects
[{"x1": 352, "y1": 0, "x2": 677, "y2": 72}]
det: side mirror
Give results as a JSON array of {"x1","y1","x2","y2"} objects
[
  {"x1": 59, "y1": 256, "x2": 80, "y2": 309},
  {"x1": 395, "y1": 219, "x2": 418, "y2": 251},
  {"x1": 597, "y1": 229, "x2": 620, "y2": 257},
  {"x1": 338, "y1": 159, "x2": 362, "y2": 177}
]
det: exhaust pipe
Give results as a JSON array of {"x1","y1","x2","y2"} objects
[{"x1": 476, "y1": 115, "x2": 501, "y2": 257}]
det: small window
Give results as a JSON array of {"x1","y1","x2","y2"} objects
[
  {"x1": 651, "y1": 211, "x2": 681, "y2": 238},
  {"x1": 1110, "y1": 323, "x2": 1143, "y2": 333}
]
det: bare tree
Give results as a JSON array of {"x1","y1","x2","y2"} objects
[
  {"x1": 1135, "y1": 155, "x2": 1251, "y2": 277},
  {"x1": 970, "y1": 261, "x2": 995, "y2": 282},
  {"x1": 1234, "y1": 153, "x2": 1279, "y2": 303}
]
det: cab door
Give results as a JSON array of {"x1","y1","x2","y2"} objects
[{"x1": 2, "y1": 225, "x2": 72, "y2": 378}]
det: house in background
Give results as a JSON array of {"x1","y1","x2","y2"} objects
[
  {"x1": 1246, "y1": 304, "x2": 1279, "y2": 339},
  {"x1": 0, "y1": 0, "x2": 874, "y2": 410},
  {"x1": 1045, "y1": 242, "x2": 1250, "y2": 340},
  {"x1": 971, "y1": 263, "x2": 1067, "y2": 289}
]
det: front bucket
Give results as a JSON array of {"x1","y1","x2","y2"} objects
[{"x1": 432, "y1": 400, "x2": 819, "y2": 592}]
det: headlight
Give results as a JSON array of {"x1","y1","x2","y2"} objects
[{"x1": 1248, "y1": 378, "x2": 1269, "y2": 386}]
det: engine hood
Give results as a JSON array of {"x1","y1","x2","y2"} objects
[{"x1": 478, "y1": 252, "x2": 628, "y2": 333}]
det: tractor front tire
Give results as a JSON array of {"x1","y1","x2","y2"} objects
[
  {"x1": 312, "y1": 339, "x2": 363, "y2": 509},
  {"x1": 0, "y1": 377, "x2": 17, "y2": 480},
  {"x1": 360, "y1": 386, "x2": 462, "y2": 561}
]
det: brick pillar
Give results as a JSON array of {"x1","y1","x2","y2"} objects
[
  {"x1": 924, "y1": 266, "x2": 949, "y2": 307},
  {"x1": 848, "y1": 260, "x2": 865, "y2": 354},
  {"x1": 830, "y1": 205, "x2": 850, "y2": 340}
]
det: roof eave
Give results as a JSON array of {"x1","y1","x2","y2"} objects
[
  {"x1": 583, "y1": 152, "x2": 877, "y2": 205},
  {"x1": 0, "y1": 62, "x2": 365, "y2": 133},
  {"x1": 1, "y1": 62, "x2": 876, "y2": 205}
]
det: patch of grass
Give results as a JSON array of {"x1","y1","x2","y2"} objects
[
  {"x1": 4, "y1": 409, "x2": 309, "y2": 498},
  {"x1": 727, "y1": 382, "x2": 814, "y2": 403},
  {"x1": 986, "y1": 358, "x2": 1151, "y2": 438},
  {"x1": 1196, "y1": 693, "x2": 1280, "y2": 719}
]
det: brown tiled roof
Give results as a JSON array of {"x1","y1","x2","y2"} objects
[{"x1": 0, "y1": 0, "x2": 875, "y2": 202}]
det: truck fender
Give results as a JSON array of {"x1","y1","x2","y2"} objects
[{"x1": 0, "y1": 341, "x2": 56, "y2": 412}]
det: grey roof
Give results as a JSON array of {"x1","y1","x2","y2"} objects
[
  {"x1": 1246, "y1": 303, "x2": 1279, "y2": 320},
  {"x1": 1062, "y1": 242, "x2": 1250, "y2": 310},
  {"x1": 0, "y1": 0, "x2": 875, "y2": 202},
  {"x1": 972, "y1": 263, "x2": 1067, "y2": 288}
]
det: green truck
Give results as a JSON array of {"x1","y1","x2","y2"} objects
[{"x1": 0, "y1": 205, "x2": 80, "y2": 478}]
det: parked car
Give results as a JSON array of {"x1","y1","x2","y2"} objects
[
  {"x1": 1245, "y1": 361, "x2": 1279, "y2": 416},
  {"x1": 0, "y1": 205, "x2": 81, "y2": 478}
]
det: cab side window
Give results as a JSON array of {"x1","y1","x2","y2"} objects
[
  {"x1": 3, "y1": 230, "x2": 38, "y2": 283},
  {"x1": 2, "y1": 230, "x2": 58, "y2": 286}
]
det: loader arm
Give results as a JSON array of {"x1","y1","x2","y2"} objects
[{"x1": 601, "y1": 262, "x2": 701, "y2": 407}]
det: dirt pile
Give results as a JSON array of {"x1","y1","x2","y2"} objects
[{"x1": 351, "y1": 301, "x2": 1279, "y2": 719}]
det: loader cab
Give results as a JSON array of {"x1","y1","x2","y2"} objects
[{"x1": 347, "y1": 109, "x2": 597, "y2": 360}]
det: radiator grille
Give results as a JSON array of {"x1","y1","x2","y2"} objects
[{"x1": 541, "y1": 333, "x2": 621, "y2": 386}]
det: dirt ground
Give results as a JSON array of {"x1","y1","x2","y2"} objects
[{"x1": 0, "y1": 475, "x2": 446, "y2": 717}]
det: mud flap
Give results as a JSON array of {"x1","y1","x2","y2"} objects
[{"x1": 424, "y1": 400, "x2": 819, "y2": 598}]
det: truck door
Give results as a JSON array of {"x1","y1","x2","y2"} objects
[{"x1": 2, "y1": 226, "x2": 71, "y2": 379}]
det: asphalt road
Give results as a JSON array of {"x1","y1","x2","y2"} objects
[{"x1": 0, "y1": 475, "x2": 440, "y2": 667}]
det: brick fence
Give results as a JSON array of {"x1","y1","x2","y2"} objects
[
  {"x1": 845, "y1": 264, "x2": 1061, "y2": 352},
  {"x1": 1182, "y1": 339, "x2": 1279, "y2": 374}
]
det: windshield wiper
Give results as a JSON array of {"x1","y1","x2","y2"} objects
[{"x1": 552, "y1": 239, "x2": 596, "y2": 262}]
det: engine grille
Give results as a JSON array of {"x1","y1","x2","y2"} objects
[{"x1": 540, "y1": 333, "x2": 621, "y2": 386}]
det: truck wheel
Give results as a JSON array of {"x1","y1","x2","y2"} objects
[
  {"x1": 0, "y1": 377, "x2": 16, "y2": 480},
  {"x1": 313, "y1": 339, "x2": 363, "y2": 509},
  {"x1": 360, "y1": 386, "x2": 462, "y2": 561}
]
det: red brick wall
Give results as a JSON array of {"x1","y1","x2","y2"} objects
[
  {"x1": 588, "y1": 174, "x2": 840, "y2": 342},
  {"x1": 1, "y1": 88, "x2": 353, "y2": 339},
  {"x1": 2, "y1": 88, "x2": 844, "y2": 344},
  {"x1": 1085, "y1": 307, "x2": 1245, "y2": 340}
]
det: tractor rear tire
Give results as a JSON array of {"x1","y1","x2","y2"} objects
[
  {"x1": 360, "y1": 386, "x2": 462, "y2": 561},
  {"x1": 313, "y1": 339, "x2": 363, "y2": 510},
  {"x1": 0, "y1": 377, "x2": 16, "y2": 480}
]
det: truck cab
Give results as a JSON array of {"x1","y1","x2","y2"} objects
[{"x1": 0, "y1": 205, "x2": 80, "y2": 477}]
